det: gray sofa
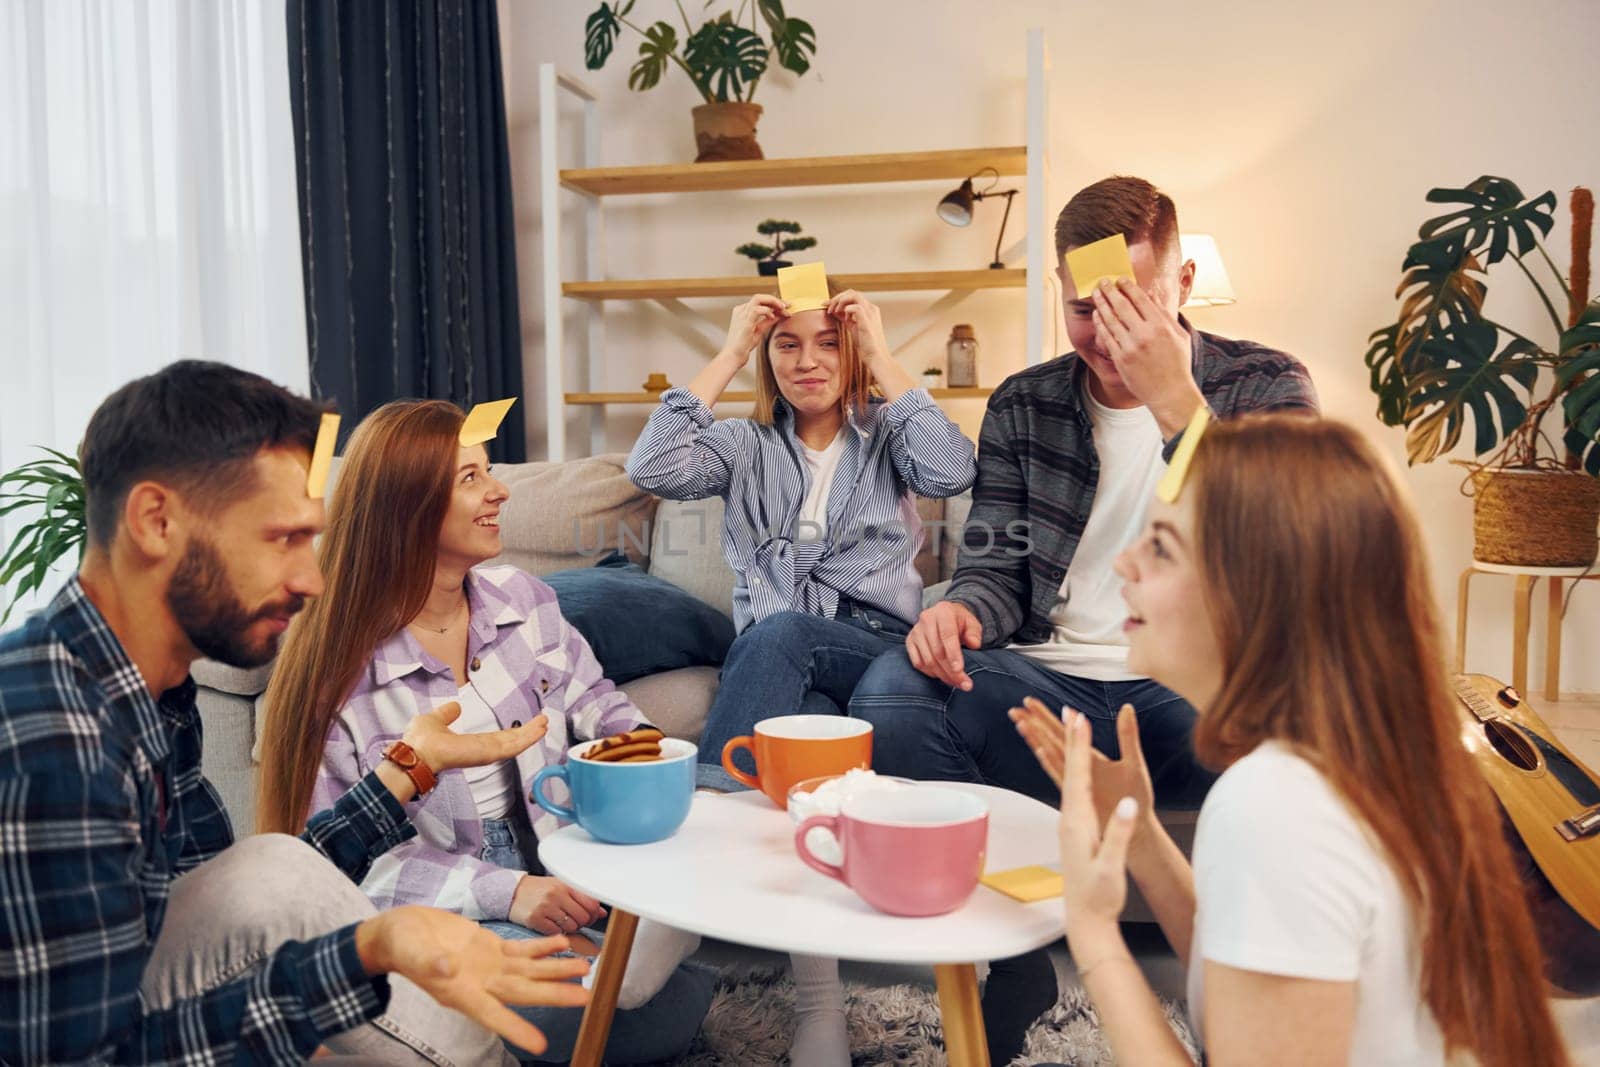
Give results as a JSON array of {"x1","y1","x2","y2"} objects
[{"x1": 193, "y1": 452, "x2": 1194, "y2": 917}]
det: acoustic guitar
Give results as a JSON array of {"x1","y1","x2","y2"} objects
[{"x1": 1453, "y1": 673, "x2": 1600, "y2": 932}]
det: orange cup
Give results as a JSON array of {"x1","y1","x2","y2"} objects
[{"x1": 720, "y1": 715, "x2": 873, "y2": 809}]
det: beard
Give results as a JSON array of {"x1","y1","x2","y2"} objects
[{"x1": 166, "y1": 535, "x2": 304, "y2": 668}]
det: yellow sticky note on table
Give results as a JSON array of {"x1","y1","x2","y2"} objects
[
  {"x1": 459, "y1": 398, "x2": 517, "y2": 447},
  {"x1": 981, "y1": 865, "x2": 1064, "y2": 903},
  {"x1": 1063, "y1": 233, "x2": 1136, "y2": 299},
  {"x1": 306, "y1": 413, "x2": 340, "y2": 499},
  {"x1": 1155, "y1": 405, "x2": 1213, "y2": 503},
  {"x1": 777, "y1": 262, "x2": 830, "y2": 313}
]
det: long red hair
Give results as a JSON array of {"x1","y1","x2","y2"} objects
[
  {"x1": 256, "y1": 400, "x2": 463, "y2": 834},
  {"x1": 1188, "y1": 414, "x2": 1568, "y2": 1067}
]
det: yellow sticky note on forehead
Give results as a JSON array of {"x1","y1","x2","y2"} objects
[
  {"x1": 1156, "y1": 405, "x2": 1213, "y2": 503},
  {"x1": 1063, "y1": 233, "x2": 1136, "y2": 299},
  {"x1": 777, "y1": 262, "x2": 830, "y2": 313},
  {"x1": 459, "y1": 398, "x2": 517, "y2": 447},
  {"x1": 306, "y1": 413, "x2": 340, "y2": 499}
]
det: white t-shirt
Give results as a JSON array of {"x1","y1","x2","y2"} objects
[
  {"x1": 452, "y1": 683, "x2": 517, "y2": 821},
  {"x1": 1010, "y1": 383, "x2": 1164, "y2": 680},
  {"x1": 796, "y1": 428, "x2": 848, "y2": 543},
  {"x1": 1188, "y1": 742, "x2": 1451, "y2": 1065}
]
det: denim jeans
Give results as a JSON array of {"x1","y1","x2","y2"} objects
[
  {"x1": 698, "y1": 603, "x2": 911, "y2": 770},
  {"x1": 476, "y1": 817, "x2": 715, "y2": 1065},
  {"x1": 848, "y1": 646, "x2": 1217, "y2": 809}
]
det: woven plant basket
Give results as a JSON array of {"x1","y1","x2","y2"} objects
[{"x1": 1469, "y1": 467, "x2": 1600, "y2": 566}]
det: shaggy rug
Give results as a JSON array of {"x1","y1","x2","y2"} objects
[{"x1": 668, "y1": 968, "x2": 1197, "y2": 1066}]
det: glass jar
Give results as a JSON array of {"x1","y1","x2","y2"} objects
[{"x1": 946, "y1": 324, "x2": 978, "y2": 388}]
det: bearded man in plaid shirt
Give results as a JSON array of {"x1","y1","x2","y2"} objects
[{"x1": 0, "y1": 361, "x2": 587, "y2": 1065}]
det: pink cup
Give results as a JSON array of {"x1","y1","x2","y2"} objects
[{"x1": 793, "y1": 787, "x2": 989, "y2": 917}]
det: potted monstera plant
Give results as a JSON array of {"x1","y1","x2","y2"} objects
[
  {"x1": 584, "y1": 0, "x2": 817, "y2": 161},
  {"x1": 1367, "y1": 177, "x2": 1600, "y2": 566}
]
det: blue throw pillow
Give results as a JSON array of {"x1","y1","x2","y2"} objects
[{"x1": 542, "y1": 551, "x2": 735, "y2": 684}]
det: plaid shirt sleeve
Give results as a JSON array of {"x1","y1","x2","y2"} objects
[
  {"x1": 944, "y1": 385, "x2": 1034, "y2": 645},
  {"x1": 0, "y1": 759, "x2": 388, "y2": 1065},
  {"x1": 300, "y1": 768, "x2": 417, "y2": 884}
]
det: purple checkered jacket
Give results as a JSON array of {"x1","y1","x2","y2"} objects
[{"x1": 311, "y1": 564, "x2": 648, "y2": 921}]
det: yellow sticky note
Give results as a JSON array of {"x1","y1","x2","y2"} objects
[
  {"x1": 459, "y1": 398, "x2": 517, "y2": 447},
  {"x1": 306, "y1": 413, "x2": 340, "y2": 499},
  {"x1": 1063, "y1": 233, "x2": 1136, "y2": 299},
  {"x1": 1156, "y1": 405, "x2": 1213, "y2": 503},
  {"x1": 981, "y1": 865, "x2": 1064, "y2": 903},
  {"x1": 777, "y1": 262, "x2": 830, "y2": 313}
]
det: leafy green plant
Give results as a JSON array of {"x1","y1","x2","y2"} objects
[
  {"x1": 735, "y1": 218, "x2": 816, "y2": 266},
  {"x1": 586, "y1": 0, "x2": 817, "y2": 104},
  {"x1": 0, "y1": 448, "x2": 86, "y2": 625},
  {"x1": 1366, "y1": 176, "x2": 1600, "y2": 473}
]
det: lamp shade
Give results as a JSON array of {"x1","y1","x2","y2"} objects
[
  {"x1": 1179, "y1": 233, "x2": 1235, "y2": 307},
  {"x1": 937, "y1": 180, "x2": 976, "y2": 227}
]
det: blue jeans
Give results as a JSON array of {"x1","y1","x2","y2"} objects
[
  {"x1": 848, "y1": 646, "x2": 1217, "y2": 809},
  {"x1": 698, "y1": 603, "x2": 911, "y2": 770},
  {"x1": 477, "y1": 818, "x2": 715, "y2": 1065}
]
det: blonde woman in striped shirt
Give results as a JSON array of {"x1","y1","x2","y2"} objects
[{"x1": 627, "y1": 285, "x2": 975, "y2": 1066}]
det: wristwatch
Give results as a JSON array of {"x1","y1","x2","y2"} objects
[{"x1": 382, "y1": 740, "x2": 437, "y2": 797}]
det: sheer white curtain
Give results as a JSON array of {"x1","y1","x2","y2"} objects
[{"x1": 1, "y1": 0, "x2": 306, "y2": 612}]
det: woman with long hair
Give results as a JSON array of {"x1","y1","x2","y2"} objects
[
  {"x1": 625, "y1": 285, "x2": 976, "y2": 1065},
  {"x1": 1011, "y1": 413, "x2": 1570, "y2": 1065},
  {"x1": 257, "y1": 400, "x2": 713, "y2": 1066}
]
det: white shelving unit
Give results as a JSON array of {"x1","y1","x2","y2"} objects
[{"x1": 538, "y1": 29, "x2": 1051, "y2": 462}]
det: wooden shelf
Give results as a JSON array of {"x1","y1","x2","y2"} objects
[
  {"x1": 560, "y1": 147, "x2": 1026, "y2": 197},
  {"x1": 565, "y1": 387, "x2": 994, "y2": 406},
  {"x1": 563, "y1": 269, "x2": 1025, "y2": 302}
]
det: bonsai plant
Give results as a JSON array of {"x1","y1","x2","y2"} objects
[
  {"x1": 0, "y1": 448, "x2": 86, "y2": 625},
  {"x1": 1366, "y1": 176, "x2": 1600, "y2": 566},
  {"x1": 735, "y1": 218, "x2": 817, "y2": 275},
  {"x1": 584, "y1": 0, "x2": 817, "y2": 161}
]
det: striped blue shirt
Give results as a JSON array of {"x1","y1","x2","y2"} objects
[{"x1": 626, "y1": 387, "x2": 976, "y2": 631}]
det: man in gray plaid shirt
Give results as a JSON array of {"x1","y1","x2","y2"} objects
[
  {"x1": 850, "y1": 176, "x2": 1319, "y2": 1064},
  {"x1": 0, "y1": 361, "x2": 586, "y2": 1065}
]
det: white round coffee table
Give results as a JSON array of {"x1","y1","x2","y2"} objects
[{"x1": 540, "y1": 782, "x2": 1064, "y2": 1067}]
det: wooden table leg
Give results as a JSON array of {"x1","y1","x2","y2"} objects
[
  {"x1": 935, "y1": 963, "x2": 990, "y2": 1067},
  {"x1": 1454, "y1": 566, "x2": 1476, "y2": 673},
  {"x1": 1546, "y1": 577, "x2": 1563, "y2": 702},
  {"x1": 1513, "y1": 575, "x2": 1536, "y2": 697},
  {"x1": 570, "y1": 908, "x2": 639, "y2": 1067}
]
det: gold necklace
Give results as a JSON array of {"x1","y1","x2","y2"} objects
[{"x1": 412, "y1": 598, "x2": 466, "y2": 635}]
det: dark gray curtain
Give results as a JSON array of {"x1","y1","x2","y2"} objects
[{"x1": 286, "y1": 0, "x2": 526, "y2": 461}]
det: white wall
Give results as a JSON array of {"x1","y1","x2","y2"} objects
[{"x1": 498, "y1": 0, "x2": 1600, "y2": 694}]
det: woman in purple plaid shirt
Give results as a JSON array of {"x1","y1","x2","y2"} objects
[{"x1": 258, "y1": 400, "x2": 713, "y2": 1065}]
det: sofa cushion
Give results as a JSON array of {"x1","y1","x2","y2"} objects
[
  {"x1": 542, "y1": 552, "x2": 735, "y2": 684},
  {"x1": 647, "y1": 496, "x2": 738, "y2": 616},
  {"x1": 489, "y1": 454, "x2": 658, "y2": 576},
  {"x1": 191, "y1": 658, "x2": 275, "y2": 698},
  {"x1": 616, "y1": 666, "x2": 720, "y2": 744}
]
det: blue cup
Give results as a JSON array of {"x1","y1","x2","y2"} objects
[{"x1": 532, "y1": 737, "x2": 697, "y2": 844}]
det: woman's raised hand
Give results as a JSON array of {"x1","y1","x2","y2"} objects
[
  {"x1": 1054, "y1": 709, "x2": 1141, "y2": 925},
  {"x1": 719, "y1": 294, "x2": 789, "y2": 365},
  {"x1": 825, "y1": 290, "x2": 892, "y2": 370},
  {"x1": 1010, "y1": 697, "x2": 1155, "y2": 847},
  {"x1": 404, "y1": 703, "x2": 549, "y2": 773}
]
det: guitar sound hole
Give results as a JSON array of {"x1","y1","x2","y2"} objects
[{"x1": 1485, "y1": 721, "x2": 1538, "y2": 771}]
